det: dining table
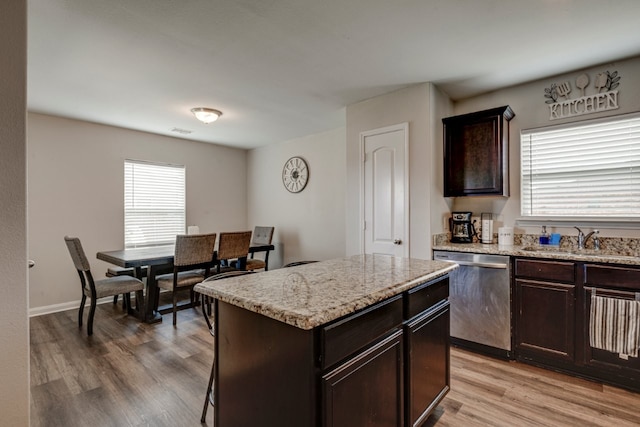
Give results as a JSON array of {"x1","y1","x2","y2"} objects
[{"x1": 96, "y1": 244, "x2": 275, "y2": 323}]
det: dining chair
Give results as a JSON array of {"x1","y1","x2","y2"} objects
[
  {"x1": 155, "y1": 233, "x2": 217, "y2": 326},
  {"x1": 199, "y1": 270, "x2": 255, "y2": 423},
  {"x1": 106, "y1": 266, "x2": 148, "y2": 309},
  {"x1": 246, "y1": 226, "x2": 275, "y2": 271},
  {"x1": 215, "y1": 231, "x2": 252, "y2": 273},
  {"x1": 64, "y1": 236, "x2": 145, "y2": 336}
]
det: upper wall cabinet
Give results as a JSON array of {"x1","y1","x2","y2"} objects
[{"x1": 443, "y1": 105, "x2": 515, "y2": 197}]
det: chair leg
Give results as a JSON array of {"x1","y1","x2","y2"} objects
[
  {"x1": 201, "y1": 355, "x2": 215, "y2": 423},
  {"x1": 87, "y1": 298, "x2": 97, "y2": 336},
  {"x1": 113, "y1": 295, "x2": 119, "y2": 305},
  {"x1": 78, "y1": 294, "x2": 86, "y2": 328},
  {"x1": 172, "y1": 291, "x2": 178, "y2": 326}
]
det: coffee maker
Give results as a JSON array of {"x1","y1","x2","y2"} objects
[{"x1": 450, "y1": 212, "x2": 476, "y2": 243}]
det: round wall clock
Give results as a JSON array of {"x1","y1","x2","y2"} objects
[{"x1": 282, "y1": 156, "x2": 309, "y2": 193}]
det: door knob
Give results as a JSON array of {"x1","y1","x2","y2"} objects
[{"x1": 393, "y1": 239, "x2": 402, "y2": 245}]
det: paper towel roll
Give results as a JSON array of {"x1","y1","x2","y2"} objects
[
  {"x1": 187, "y1": 225, "x2": 200, "y2": 235},
  {"x1": 481, "y1": 219, "x2": 493, "y2": 244},
  {"x1": 498, "y1": 227, "x2": 514, "y2": 246}
]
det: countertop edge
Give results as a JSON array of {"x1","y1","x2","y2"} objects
[
  {"x1": 432, "y1": 243, "x2": 640, "y2": 266},
  {"x1": 194, "y1": 263, "x2": 457, "y2": 330}
]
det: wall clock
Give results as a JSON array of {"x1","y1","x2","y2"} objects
[{"x1": 282, "y1": 156, "x2": 309, "y2": 193}]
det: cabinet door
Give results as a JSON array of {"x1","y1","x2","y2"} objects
[
  {"x1": 322, "y1": 330, "x2": 403, "y2": 427},
  {"x1": 443, "y1": 106, "x2": 513, "y2": 197},
  {"x1": 582, "y1": 264, "x2": 640, "y2": 389},
  {"x1": 405, "y1": 301, "x2": 450, "y2": 427},
  {"x1": 516, "y1": 278, "x2": 575, "y2": 363}
]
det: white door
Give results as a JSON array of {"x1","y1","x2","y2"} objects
[{"x1": 361, "y1": 123, "x2": 409, "y2": 257}]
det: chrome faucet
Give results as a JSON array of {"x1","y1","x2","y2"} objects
[{"x1": 574, "y1": 227, "x2": 600, "y2": 250}]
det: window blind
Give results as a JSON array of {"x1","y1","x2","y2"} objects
[
  {"x1": 521, "y1": 113, "x2": 640, "y2": 218},
  {"x1": 124, "y1": 160, "x2": 185, "y2": 248}
]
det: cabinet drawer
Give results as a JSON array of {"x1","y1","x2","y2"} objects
[
  {"x1": 405, "y1": 277, "x2": 449, "y2": 320},
  {"x1": 585, "y1": 264, "x2": 640, "y2": 291},
  {"x1": 515, "y1": 259, "x2": 575, "y2": 283},
  {"x1": 321, "y1": 295, "x2": 402, "y2": 369}
]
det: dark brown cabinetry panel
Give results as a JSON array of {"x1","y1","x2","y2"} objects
[
  {"x1": 513, "y1": 259, "x2": 640, "y2": 392},
  {"x1": 405, "y1": 301, "x2": 450, "y2": 427},
  {"x1": 515, "y1": 278, "x2": 575, "y2": 362},
  {"x1": 515, "y1": 259, "x2": 576, "y2": 363},
  {"x1": 215, "y1": 275, "x2": 451, "y2": 426},
  {"x1": 581, "y1": 264, "x2": 640, "y2": 389},
  {"x1": 322, "y1": 330, "x2": 404, "y2": 427},
  {"x1": 443, "y1": 105, "x2": 514, "y2": 197},
  {"x1": 322, "y1": 295, "x2": 403, "y2": 369}
]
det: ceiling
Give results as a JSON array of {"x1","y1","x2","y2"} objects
[{"x1": 27, "y1": 0, "x2": 640, "y2": 150}]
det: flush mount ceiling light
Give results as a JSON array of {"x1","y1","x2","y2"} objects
[{"x1": 190, "y1": 107, "x2": 222, "y2": 124}]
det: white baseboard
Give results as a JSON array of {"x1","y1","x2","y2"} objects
[{"x1": 29, "y1": 295, "x2": 130, "y2": 318}]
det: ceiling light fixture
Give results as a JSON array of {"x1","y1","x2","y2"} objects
[{"x1": 190, "y1": 107, "x2": 222, "y2": 124}]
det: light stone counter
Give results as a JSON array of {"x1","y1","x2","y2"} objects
[
  {"x1": 432, "y1": 242, "x2": 640, "y2": 266},
  {"x1": 193, "y1": 254, "x2": 457, "y2": 330}
]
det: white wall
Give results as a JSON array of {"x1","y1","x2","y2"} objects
[
  {"x1": 247, "y1": 127, "x2": 346, "y2": 265},
  {"x1": 449, "y1": 55, "x2": 640, "y2": 238},
  {"x1": 346, "y1": 83, "x2": 451, "y2": 260},
  {"x1": 0, "y1": 0, "x2": 29, "y2": 423},
  {"x1": 28, "y1": 113, "x2": 248, "y2": 312}
]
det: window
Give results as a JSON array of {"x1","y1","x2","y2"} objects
[
  {"x1": 521, "y1": 113, "x2": 640, "y2": 219},
  {"x1": 124, "y1": 160, "x2": 185, "y2": 248}
]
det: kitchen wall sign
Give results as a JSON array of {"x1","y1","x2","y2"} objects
[{"x1": 543, "y1": 70, "x2": 621, "y2": 121}]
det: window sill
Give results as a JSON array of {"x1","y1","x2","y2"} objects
[{"x1": 516, "y1": 217, "x2": 640, "y2": 229}]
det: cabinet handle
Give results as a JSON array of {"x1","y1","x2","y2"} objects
[{"x1": 393, "y1": 239, "x2": 402, "y2": 245}]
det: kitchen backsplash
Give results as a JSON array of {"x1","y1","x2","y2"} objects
[{"x1": 433, "y1": 233, "x2": 640, "y2": 255}]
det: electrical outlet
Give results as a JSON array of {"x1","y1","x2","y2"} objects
[{"x1": 443, "y1": 215, "x2": 450, "y2": 231}]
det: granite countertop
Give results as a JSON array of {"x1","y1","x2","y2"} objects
[
  {"x1": 432, "y1": 242, "x2": 640, "y2": 266},
  {"x1": 193, "y1": 254, "x2": 457, "y2": 330}
]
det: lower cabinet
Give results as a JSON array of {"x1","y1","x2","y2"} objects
[
  {"x1": 405, "y1": 300, "x2": 450, "y2": 427},
  {"x1": 321, "y1": 276, "x2": 450, "y2": 427},
  {"x1": 215, "y1": 274, "x2": 451, "y2": 426},
  {"x1": 515, "y1": 259, "x2": 576, "y2": 365},
  {"x1": 514, "y1": 258, "x2": 640, "y2": 392},
  {"x1": 322, "y1": 330, "x2": 404, "y2": 427},
  {"x1": 581, "y1": 264, "x2": 640, "y2": 390}
]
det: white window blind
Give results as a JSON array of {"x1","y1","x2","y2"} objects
[
  {"x1": 124, "y1": 160, "x2": 185, "y2": 248},
  {"x1": 521, "y1": 113, "x2": 640, "y2": 218}
]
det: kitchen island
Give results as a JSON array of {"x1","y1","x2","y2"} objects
[{"x1": 194, "y1": 254, "x2": 457, "y2": 427}]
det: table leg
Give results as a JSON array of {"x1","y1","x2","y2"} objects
[{"x1": 143, "y1": 265, "x2": 163, "y2": 324}]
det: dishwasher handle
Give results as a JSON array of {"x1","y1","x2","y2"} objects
[{"x1": 452, "y1": 260, "x2": 508, "y2": 269}]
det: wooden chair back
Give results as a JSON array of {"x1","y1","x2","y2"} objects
[{"x1": 217, "y1": 231, "x2": 252, "y2": 261}]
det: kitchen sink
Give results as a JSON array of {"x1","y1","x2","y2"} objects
[{"x1": 520, "y1": 246, "x2": 574, "y2": 254}]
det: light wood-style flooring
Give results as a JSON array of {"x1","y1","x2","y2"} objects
[{"x1": 30, "y1": 300, "x2": 640, "y2": 426}]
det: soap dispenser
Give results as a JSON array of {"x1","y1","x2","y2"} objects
[{"x1": 539, "y1": 226, "x2": 549, "y2": 245}]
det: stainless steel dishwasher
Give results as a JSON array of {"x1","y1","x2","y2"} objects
[{"x1": 433, "y1": 250, "x2": 512, "y2": 358}]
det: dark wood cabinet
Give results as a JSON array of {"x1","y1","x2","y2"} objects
[
  {"x1": 323, "y1": 330, "x2": 404, "y2": 427},
  {"x1": 214, "y1": 274, "x2": 451, "y2": 427},
  {"x1": 581, "y1": 264, "x2": 640, "y2": 390},
  {"x1": 514, "y1": 259, "x2": 576, "y2": 364},
  {"x1": 405, "y1": 300, "x2": 450, "y2": 427},
  {"x1": 443, "y1": 105, "x2": 514, "y2": 197},
  {"x1": 513, "y1": 258, "x2": 640, "y2": 392}
]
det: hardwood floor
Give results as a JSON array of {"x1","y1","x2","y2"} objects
[{"x1": 30, "y1": 300, "x2": 640, "y2": 426}]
